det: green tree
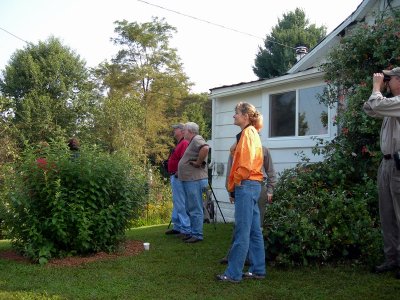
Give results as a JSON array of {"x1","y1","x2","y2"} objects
[
  {"x1": 95, "y1": 17, "x2": 191, "y2": 163},
  {"x1": 253, "y1": 8, "x2": 326, "y2": 79},
  {"x1": 0, "y1": 37, "x2": 97, "y2": 145},
  {"x1": 181, "y1": 93, "x2": 211, "y2": 140}
]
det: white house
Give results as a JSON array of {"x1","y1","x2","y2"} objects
[{"x1": 208, "y1": 0, "x2": 400, "y2": 222}]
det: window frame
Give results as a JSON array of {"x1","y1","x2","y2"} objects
[{"x1": 267, "y1": 84, "x2": 331, "y2": 140}]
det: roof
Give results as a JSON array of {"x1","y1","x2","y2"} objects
[{"x1": 210, "y1": 0, "x2": 376, "y2": 93}]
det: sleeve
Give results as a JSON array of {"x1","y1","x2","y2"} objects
[
  {"x1": 263, "y1": 147, "x2": 277, "y2": 195},
  {"x1": 225, "y1": 154, "x2": 233, "y2": 192},
  {"x1": 363, "y1": 92, "x2": 400, "y2": 118}
]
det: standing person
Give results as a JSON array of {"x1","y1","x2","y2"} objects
[
  {"x1": 363, "y1": 67, "x2": 400, "y2": 279},
  {"x1": 178, "y1": 122, "x2": 209, "y2": 243},
  {"x1": 216, "y1": 102, "x2": 265, "y2": 283},
  {"x1": 165, "y1": 123, "x2": 191, "y2": 237},
  {"x1": 68, "y1": 137, "x2": 80, "y2": 159},
  {"x1": 219, "y1": 143, "x2": 276, "y2": 264}
]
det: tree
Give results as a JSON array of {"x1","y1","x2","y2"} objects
[
  {"x1": 0, "y1": 37, "x2": 97, "y2": 145},
  {"x1": 94, "y1": 17, "x2": 191, "y2": 163},
  {"x1": 253, "y1": 8, "x2": 326, "y2": 79},
  {"x1": 181, "y1": 93, "x2": 211, "y2": 140}
]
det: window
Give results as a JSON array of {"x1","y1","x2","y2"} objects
[{"x1": 269, "y1": 85, "x2": 328, "y2": 137}]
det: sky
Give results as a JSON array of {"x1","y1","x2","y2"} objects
[{"x1": 0, "y1": 0, "x2": 363, "y2": 93}]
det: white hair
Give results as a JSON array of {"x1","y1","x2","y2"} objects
[{"x1": 184, "y1": 122, "x2": 199, "y2": 135}]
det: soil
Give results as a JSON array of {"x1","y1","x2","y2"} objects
[{"x1": 0, "y1": 240, "x2": 144, "y2": 267}]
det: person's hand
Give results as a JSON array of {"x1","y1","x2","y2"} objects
[
  {"x1": 189, "y1": 161, "x2": 201, "y2": 168},
  {"x1": 267, "y1": 194, "x2": 273, "y2": 204},
  {"x1": 372, "y1": 73, "x2": 385, "y2": 92},
  {"x1": 229, "y1": 197, "x2": 235, "y2": 204}
]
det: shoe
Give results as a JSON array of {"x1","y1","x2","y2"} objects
[
  {"x1": 242, "y1": 272, "x2": 265, "y2": 280},
  {"x1": 374, "y1": 262, "x2": 397, "y2": 273},
  {"x1": 215, "y1": 274, "x2": 240, "y2": 283},
  {"x1": 184, "y1": 237, "x2": 202, "y2": 243},
  {"x1": 219, "y1": 257, "x2": 228, "y2": 264},
  {"x1": 181, "y1": 234, "x2": 192, "y2": 241},
  {"x1": 165, "y1": 229, "x2": 180, "y2": 235},
  {"x1": 176, "y1": 233, "x2": 190, "y2": 239}
]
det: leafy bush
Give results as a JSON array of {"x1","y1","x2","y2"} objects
[
  {"x1": 1, "y1": 142, "x2": 146, "y2": 264},
  {"x1": 265, "y1": 162, "x2": 382, "y2": 266}
]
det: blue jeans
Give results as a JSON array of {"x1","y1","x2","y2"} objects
[
  {"x1": 225, "y1": 180, "x2": 265, "y2": 281},
  {"x1": 182, "y1": 178, "x2": 208, "y2": 240},
  {"x1": 171, "y1": 175, "x2": 191, "y2": 234}
]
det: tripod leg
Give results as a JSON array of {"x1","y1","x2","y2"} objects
[{"x1": 208, "y1": 182, "x2": 226, "y2": 223}]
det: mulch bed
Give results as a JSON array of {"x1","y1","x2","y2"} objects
[{"x1": 0, "y1": 240, "x2": 145, "y2": 267}]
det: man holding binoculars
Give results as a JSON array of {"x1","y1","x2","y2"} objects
[{"x1": 363, "y1": 67, "x2": 400, "y2": 279}]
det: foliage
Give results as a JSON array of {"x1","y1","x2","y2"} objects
[
  {"x1": 0, "y1": 37, "x2": 99, "y2": 146},
  {"x1": 94, "y1": 17, "x2": 192, "y2": 164},
  {"x1": 1, "y1": 142, "x2": 147, "y2": 264},
  {"x1": 253, "y1": 8, "x2": 326, "y2": 79},
  {"x1": 265, "y1": 162, "x2": 381, "y2": 266},
  {"x1": 181, "y1": 93, "x2": 212, "y2": 140},
  {"x1": 130, "y1": 169, "x2": 173, "y2": 228}
]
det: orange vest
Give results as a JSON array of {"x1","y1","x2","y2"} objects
[{"x1": 227, "y1": 125, "x2": 263, "y2": 192}]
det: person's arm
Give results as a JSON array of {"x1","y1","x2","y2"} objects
[
  {"x1": 225, "y1": 151, "x2": 235, "y2": 203},
  {"x1": 364, "y1": 73, "x2": 400, "y2": 117},
  {"x1": 263, "y1": 147, "x2": 277, "y2": 203},
  {"x1": 189, "y1": 145, "x2": 209, "y2": 168}
]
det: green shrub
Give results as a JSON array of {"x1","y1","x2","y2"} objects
[
  {"x1": 130, "y1": 169, "x2": 173, "y2": 228},
  {"x1": 265, "y1": 162, "x2": 382, "y2": 267},
  {"x1": 1, "y1": 142, "x2": 146, "y2": 264}
]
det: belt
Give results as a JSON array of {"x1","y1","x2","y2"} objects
[{"x1": 384, "y1": 154, "x2": 392, "y2": 160}]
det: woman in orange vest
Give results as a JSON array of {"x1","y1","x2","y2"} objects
[{"x1": 216, "y1": 102, "x2": 265, "y2": 283}]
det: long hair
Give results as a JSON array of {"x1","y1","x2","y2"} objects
[{"x1": 235, "y1": 102, "x2": 263, "y2": 131}]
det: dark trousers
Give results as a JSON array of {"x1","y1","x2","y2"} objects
[{"x1": 378, "y1": 159, "x2": 400, "y2": 265}]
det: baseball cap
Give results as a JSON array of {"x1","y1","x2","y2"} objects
[
  {"x1": 383, "y1": 67, "x2": 400, "y2": 77},
  {"x1": 172, "y1": 123, "x2": 184, "y2": 130}
]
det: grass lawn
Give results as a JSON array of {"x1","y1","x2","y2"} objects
[{"x1": 0, "y1": 223, "x2": 399, "y2": 299}]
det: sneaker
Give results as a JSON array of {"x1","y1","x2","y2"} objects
[
  {"x1": 215, "y1": 274, "x2": 240, "y2": 283},
  {"x1": 374, "y1": 261, "x2": 397, "y2": 273},
  {"x1": 165, "y1": 229, "x2": 180, "y2": 235},
  {"x1": 242, "y1": 272, "x2": 265, "y2": 280},
  {"x1": 180, "y1": 234, "x2": 192, "y2": 241},
  {"x1": 176, "y1": 233, "x2": 190, "y2": 239},
  {"x1": 184, "y1": 237, "x2": 202, "y2": 243}
]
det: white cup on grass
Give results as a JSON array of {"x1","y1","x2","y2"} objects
[{"x1": 143, "y1": 242, "x2": 150, "y2": 251}]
